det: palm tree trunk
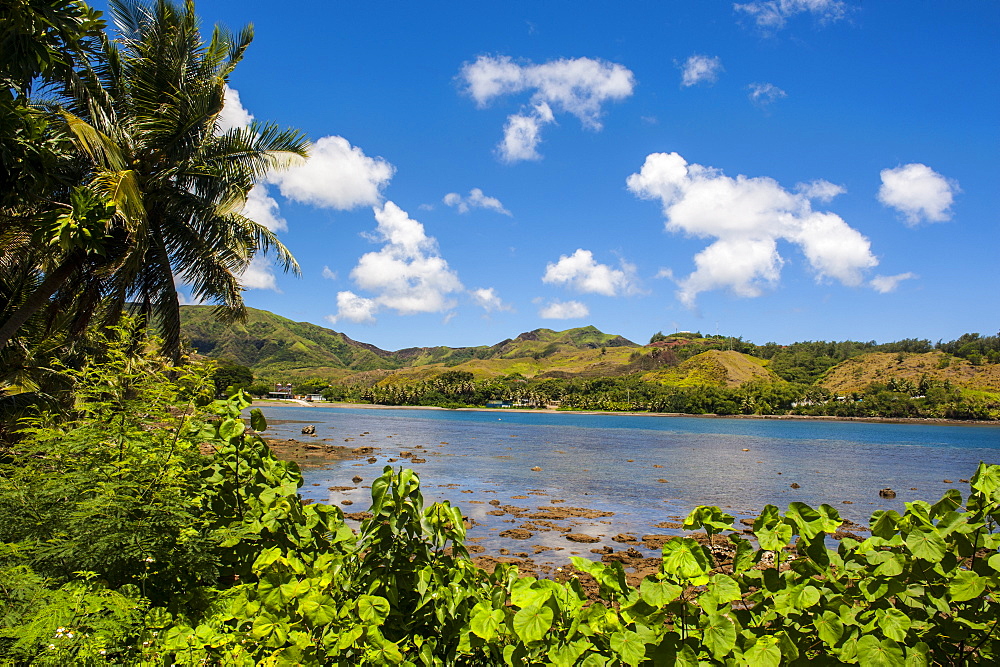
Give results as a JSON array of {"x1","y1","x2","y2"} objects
[{"x1": 0, "y1": 260, "x2": 78, "y2": 351}]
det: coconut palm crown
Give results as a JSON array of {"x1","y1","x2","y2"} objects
[{"x1": 62, "y1": 0, "x2": 308, "y2": 359}]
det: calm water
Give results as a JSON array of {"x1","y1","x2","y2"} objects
[{"x1": 254, "y1": 405, "x2": 1000, "y2": 561}]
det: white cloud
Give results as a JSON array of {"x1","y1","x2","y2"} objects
[
  {"x1": 329, "y1": 202, "x2": 464, "y2": 323},
  {"x1": 218, "y1": 85, "x2": 253, "y2": 133},
  {"x1": 471, "y1": 287, "x2": 511, "y2": 312},
  {"x1": 269, "y1": 135, "x2": 394, "y2": 210},
  {"x1": 734, "y1": 0, "x2": 848, "y2": 30},
  {"x1": 542, "y1": 249, "x2": 639, "y2": 296},
  {"x1": 680, "y1": 55, "x2": 723, "y2": 87},
  {"x1": 627, "y1": 151, "x2": 879, "y2": 306},
  {"x1": 237, "y1": 255, "x2": 280, "y2": 291},
  {"x1": 878, "y1": 163, "x2": 959, "y2": 225},
  {"x1": 241, "y1": 183, "x2": 286, "y2": 232},
  {"x1": 539, "y1": 300, "x2": 589, "y2": 319},
  {"x1": 654, "y1": 267, "x2": 675, "y2": 280},
  {"x1": 871, "y1": 272, "x2": 918, "y2": 294},
  {"x1": 321, "y1": 266, "x2": 337, "y2": 280},
  {"x1": 795, "y1": 179, "x2": 845, "y2": 203},
  {"x1": 176, "y1": 290, "x2": 208, "y2": 306},
  {"x1": 443, "y1": 188, "x2": 511, "y2": 215},
  {"x1": 747, "y1": 82, "x2": 787, "y2": 107},
  {"x1": 460, "y1": 55, "x2": 635, "y2": 162},
  {"x1": 498, "y1": 102, "x2": 554, "y2": 162},
  {"x1": 327, "y1": 291, "x2": 378, "y2": 324}
]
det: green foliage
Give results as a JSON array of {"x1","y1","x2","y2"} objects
[
  {"x1": 213, "y1": 359, "x2": 254, "y2": 396},
  {"x1": 3, "y1": 329, "x2": 999, "y2": 662}
]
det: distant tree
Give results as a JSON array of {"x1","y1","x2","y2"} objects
[
  {"x1": 649, "y1": 331, "x2": 667, "y2": 344},
  {"x1": 295, "y1": 379, "x2": 329, "y2": 395},
  {"x1": 437, "y1": 370, "x2": 474, "y2": 384},
  {"x1": 247, "y1": 381, "x2": 272, "y2": 397},
  {"x1": 212, "y1": 360, "x2": 252, "y2": 395}
]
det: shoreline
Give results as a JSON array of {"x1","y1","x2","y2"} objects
[{"x1": 250, "y1": 399, "x2": 1000, "y2": 428}]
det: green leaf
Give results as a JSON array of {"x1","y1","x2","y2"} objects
[
  {"x1": 299, "y1": 594, "x2": 338, "y2": 626},
  {"x1": 639, "y1": 578, "x2": 682, "y2": 606},
  {"x1": 791, "y1": 584, "x2": 821, "y2": 610},
  {"x1": 219, "y1": 417, "x2": 245, "y2": 440},
  {"x1": 905, "y1": 527, "x2": 947, "y2": 561},
  {"x1": 870, "y1": 510, "x2": 903, "y2": 539},
  {"x1": 610, "y1": 630, "x2": 647, "y2": 667},
  {"x1": 867, "y1": 551, "x2": 903, "y2": 577},
  {"x1": 988, "y1": 553, "x2": 1000, "y2": 573},
  {"x1": 786, "y1": 501, "x2": 839, "y2": 539},
  {"x1": 279, "y1": 578, "x2": 311, "y2": 600},
  {"x1": 512, "y1": 600, "x2": 553, "y2": 643},
  {"x1": 971, "y1": 462, "x2": 1000, "y2": 495},
  {"x1": 250, "y1": 408, "x2": 267, "y2": 432},
  {"x1": 857, "y1": 635, "x2": 905, "y2": 667},
  {"x1": 756, "y1": 522, "x2": 793, "y2": 552},
  {"x1": 661, "y1": 537, "x2": 712, "y2": 583},
  {"x1": 470, "y1": 605, "x2": 505, "y2": 641},
  {"x1": 674, "y1": 643, "x2": 699, "y2": 667},
  {"x1": 250, "y1": 615, "x2": 288, "y2": 645},
  {"x1": 744, "y1": 636, "x2": 782, "y2": 667},
  {"x1": 949, "y1": 570, "x2": 987, "y2": 602},
  {"x1": 815, "y1": 610, "x2": 844, "y2": 647},
  {"x1": 357, "y1": 595, "x2": 390, "y2": 624},
  {"x1": 708, "y1": 574, "x2": 742, "y2": 603},
  {"x1": 549, "y1": 640, "x2": 594, "y2": 667},
  {"x1": 580, "y1": 653, "x2": 609, "y2": 667},
  {"x1": 701, "y1": 612, "x2": 737, "y2": 660},
  {"x1": 930, "y1": 489, "x2": 962, "y2": 517},
  {"x1": 683, "y1": 505, "x2": 735, "y2": 536},
  {"x1": 731, "y1": 534, "x2": 756, "y2": 574},
  {"x1": 776, "y1": 630, "x2": 799, "y2": 662},
  {"x1": 876, "y1": 608, "x2": 912, "y2": 642},
  {"x1": 904, "y1": 642, "x2": 930, "y2": 667}
]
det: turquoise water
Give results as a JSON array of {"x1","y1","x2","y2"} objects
[{"x1": 254, "y1": 406, "x2": 1000, "y2": 560}]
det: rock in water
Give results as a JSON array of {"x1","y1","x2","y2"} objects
[
  {"x1": 879, "y1": 488, "x2": 896, "y2": 499},
  {"x1": 301, "y1": 425, "x2": 316, "y2": 435}
]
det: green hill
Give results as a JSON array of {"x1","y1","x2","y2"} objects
[
  {"x1": 819, "y1": 351, "x2": 1000, "y2": 394},
  {"x1": 180, "y1": 306, "x2": 401, "y2": 373},
  {"x1": 179, "y1": 307, "x2": 640, "y2": 378},
  {"x1": 181, "y1": 307, "x2": 1000, "y2": 400},
  {"x1": 642, "y1": 349, "x2": 779, "y2": 388}
]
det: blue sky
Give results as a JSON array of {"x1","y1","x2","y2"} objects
[{"x1": 108, "y1": 1, "x2": 999, "y2": 350}]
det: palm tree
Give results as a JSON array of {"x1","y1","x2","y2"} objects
[{"x1": 0, "y1": 0, "x2": 308, "y2": 360}]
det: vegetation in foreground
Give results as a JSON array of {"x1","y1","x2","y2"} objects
[{"x1": 1, "y1": 327, "x2": 998, "y2": 665}]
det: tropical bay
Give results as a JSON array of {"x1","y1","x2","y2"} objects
[
  {"x1": 259, "y1": 404, "x2": 1000, "y2": 555},
  {"x1": 2, "y1": 0, "x2": 998, "y2": 663}
]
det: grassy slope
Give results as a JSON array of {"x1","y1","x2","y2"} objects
[
  {"x1": 819, "y1": 351, "x2": 1000, "y2": 394},
  {"x1": 180, "y1": 306, "x2": 400, "y2": 373},
  {"x1": 642, "y1": 350, "x2": 778, "y2": 388},
  {"x1": 352, "y1": 346, "x2": 641, "y2": 385},
  {"x1": 181, "y1": 307, "x2": 1000, "y2": 394},
  {"x1": 180, "y1": 307, "x2": 643, "y2": 380}
]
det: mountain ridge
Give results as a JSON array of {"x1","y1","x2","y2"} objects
[{"x1": 179, "y1": 306, "x2": 640, "y2": 376}]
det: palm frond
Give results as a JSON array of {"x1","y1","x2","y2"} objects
[{"x1": 62, "y1": 112, "x2": 127, "y2": 171}]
